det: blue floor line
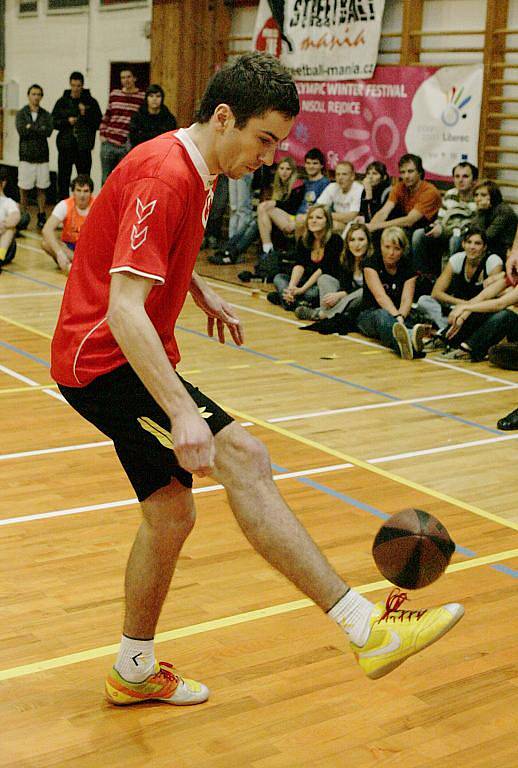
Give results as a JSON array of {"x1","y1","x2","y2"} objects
[
  {"x1": 271, "y1": 463, "x2": 518, "y2": 580},
  {"x1": 2, "y1": 268, "x2": 64, "y2": 291},
  {"x1": 0, "y1": 339, "x2": 50, "y2": 368}
]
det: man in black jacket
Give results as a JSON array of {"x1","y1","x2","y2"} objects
[
  {"x1": 15, "y1": 84, "x2": 54, "y2": 229},
  {"x1": 52, "y1": 72, "x2": 102, "y2": 201}
]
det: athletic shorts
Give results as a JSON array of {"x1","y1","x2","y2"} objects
[
  {"x1": 58, "y1": 364, "x2": 234, "y2": 501},
  {"x1": 18, "y1": 161, "x2": 50, "y2": 190}
]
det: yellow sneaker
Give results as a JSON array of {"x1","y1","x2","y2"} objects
[
  {"x1": 351, "y1": 589, "x2": 464, "y2": 680},
  {"x1": 105, "y1": 661, "x2": 209, "y2": 706}
]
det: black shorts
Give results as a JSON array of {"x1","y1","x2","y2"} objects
[{"x1": 58, "y1": 364, "x2": 233, "y2": 501}]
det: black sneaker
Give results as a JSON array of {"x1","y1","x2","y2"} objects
[
  {"x1": 208, "y1": 250, "x2": 237, "y2": 265},
  {"x1": 37, "y1": 212, "x2": 46, "y2": 229},
  {"x1": 267, "y1": 291, "x2": 282, "y2": 306}
]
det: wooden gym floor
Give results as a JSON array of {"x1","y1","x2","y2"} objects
[{"x1": 1, "y1": 235, "x2": 517, "y2": 768}]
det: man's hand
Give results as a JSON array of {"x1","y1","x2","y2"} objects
[
  {"x1": 425, "y1": 222, "x2": 442, "y2": 238},
  {"x1": 446, "y1": 305, "x2": 470, "y2": 339},
  {"x1": 170, "y1": 408, "x2": 215, "y2": 477},
  {"x1": 322, "y1": 292, "x2": 341, "y2": 308},
  {"x1": 190, "y1": 282, "x2": 244, "y2": 345},
  {"x1": 507, "y1": 249, "x2": 518, "y2": 285},
  {"x1": 56, "y1": 247, "x2": 74, "y2": 275}
]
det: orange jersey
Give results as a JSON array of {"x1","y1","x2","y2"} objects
[{"x1": 61, "y1": 196, "x2": 95, "y2": 244}]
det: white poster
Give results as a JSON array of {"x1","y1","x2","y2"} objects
[{"x1": 253, "y1": 0, "x2": 386, "y2": 81}]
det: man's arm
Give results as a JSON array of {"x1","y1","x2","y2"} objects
[
  {"x1": 41, "y1": 215, "x2": 73, "y2": 272},
  {"x1": 368, "y1": 198, "x2": 395, "y2": 230},
  {"x1": 370, "y1": 207, "x2": 423, "y2": 232},
  {"x1": 107, "y1": 272, "x2": 215, "y2": 475}
]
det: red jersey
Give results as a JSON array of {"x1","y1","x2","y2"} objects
[{"x1": 51, "y1": 129, "x2": 217, "y2": 387}]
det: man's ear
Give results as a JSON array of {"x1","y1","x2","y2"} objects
[{"x1": 213, "y1": 104, "x2": 234, "y2": 132}]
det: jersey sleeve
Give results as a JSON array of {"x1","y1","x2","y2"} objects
[
  {"x1": 415, "y1": 186, "x2": 442, "y2": 220},
  {"x1": 51, "y1": 200, "x2": 68, "y2": 222},
  {"x1": 110, "y1": 177, "x2": 184, "y2": 284}
]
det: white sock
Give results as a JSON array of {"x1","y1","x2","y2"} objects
[
  {"x1": 327, "y1": 589, "x2": 374, "y2": 647},
  {"x1": 262, "y1": 243, "x2": 273, "y2": 253},
  {"x1": 114, "y1": 635, "x2": 156, "y2": 682}
]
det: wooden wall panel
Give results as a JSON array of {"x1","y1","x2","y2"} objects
[{"x1": 151, "y1": 0, "x2": 231, "y2": 128}]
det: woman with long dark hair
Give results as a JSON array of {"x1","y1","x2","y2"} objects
[
  {"x1": 358, "y1": 161, "x2": 391, "y2": 222},
  {"x1": 472, "y1": 179, "x2": 517, "y2": 258}
]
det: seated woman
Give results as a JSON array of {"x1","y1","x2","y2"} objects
[
  {"x1": 445, "y1": 272, "x2": 518, "y2": 361},
  {"x1": 358, "y1": 161, "x2": 391, "y2": 223},
  {"x1": 357, "y1": 226, "x2": 430, "y2": 359},
  {"x1": 295, "y1": 222, "x2": 371, "y2": 321},
  {"x1": 267, "y1": 204, "x2": 343, "y2": 311},
  {"x1": 473, "y1": 179, "x2": 517, "y2": 259},
  {"x1": 237, "y1": 157, "x2": 302, "y2": 278},
  {"x1": 416, "y1": 225, "x2": 503, "y2": 340}
]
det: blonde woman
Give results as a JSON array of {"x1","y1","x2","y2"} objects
[
  {"x1": 357, "y1": 226, "x2": 430, "y2": 359},
  {"x1": 267, "y1": 204, "x2": 343, "y2": 310}
]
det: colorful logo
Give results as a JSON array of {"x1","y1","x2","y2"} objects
[
  {"x1": 255, "y1": 18, "x2": 282, "y2": 58},
  {"x1": 441, "y1": 86, "x2": 472, "y2": 127}
]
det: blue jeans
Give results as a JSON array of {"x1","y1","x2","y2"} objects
[
  {"x1": 100, "y1": 141, "x2": 128, "y2": 185},
  {"x1": 272, "y1": 272, "x2": 319, "y2": 310},
  {"x1": 357, "y1": 308, "x2": 413, "y2": 355},
  {"x1": 228, "y1": 174, "x2": 253, "y2": 240},
  {"x1": 412, "y1": 228, "x2": 463, "y2": 276},
  {"x1": 224, "y1": 219, "x2": 259, "y2": 257}
]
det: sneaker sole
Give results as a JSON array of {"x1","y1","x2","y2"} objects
[
  {"x1": 411, "y1": 325, "x2": 428, "y2": 354},
  {"x1": 366, "y1": 604, "x2": 465, "y2": 680},
  {"x1": 392, "y1": 323, "x2": 413, "y2": 360}
]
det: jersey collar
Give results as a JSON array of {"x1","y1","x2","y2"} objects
[{"x1": 176, "y1": 127, "x2": 217, "y2": 191}]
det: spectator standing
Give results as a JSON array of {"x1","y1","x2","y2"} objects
[
  {"x1": 316, "y1": 160, "x2": 363, "y2": 232},
  {"x1": 99, "y1": 67, "x2": 145, "y2": 184},
  {"x1": 15, "y1": 84, "x2": 53, "y2": 229},
  {"x1": 357, "y1": 226, "x2": 430, "y2": 359},
  {"x1": 41, "y1": 174, "x2": 95, "y2": 275},
  {"x1": 358, "y1": 161, "x2": 391, "y2": 223},
  {"x1": 258, "y1": 147, "x2": 329, "y2": 255},
  {"x1": 472, "y1": 179, "x2": 517, "y2": 259},
  {"x1": 412, "y1": 161, "x2": 478, "y2": 279},
  {"x1": 0, "y1": 167, "x2": 21, "y2": 270},
  {"x1": 128, "y1": 84, "x2": 177, "y2": 148},
  {"x1": 267, "y1": 204, "x2": 342, "y2": 310},
  {"x1": 52, "y1": 72, "x2": 102, "y2": 201},
  {"x1": 367, "y1": 153, "x2": 442, "y2": 238}
]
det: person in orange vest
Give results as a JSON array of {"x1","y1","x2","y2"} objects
[{"x1": 42, "y1": 174, "x2": 95, "y2": 274}]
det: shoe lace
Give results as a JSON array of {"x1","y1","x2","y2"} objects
[
  {"x1": 377, "y1": 588, "x2": 428, "y2": 623},
  {"x1": 157, "y1": 661, "x2": 180, "y2": 684}
]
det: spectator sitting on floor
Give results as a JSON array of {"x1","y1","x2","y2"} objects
[
  {"x1": 296, "y1": 221, "x2": 371, "y2": 322},
  {"x1": 258, "y1": 147, "x2": 329, "y2": 258},
  {"x1": 128, "y1": 84, "x2": 177, "y2": 148},
  {"x1": 367, "y1": 153, "x2": 442, "y2": 241},
  {"x1": 357, "y1": 226, "x2": 431, "y2": 360},
  {"x1": 267, "y1": 204, "x2": 342, "y2": 311},
  {"x1": 41, "y1": 174, "x2": 95, "y2": 275},
  {"x1": 0, "y1": 167, "x2": 21, "y2": 271},
  {"x1": 416, "y1": 225, "x2": 503, "y2": 344},
  {"x1": 316, "y1": 160, "x2": 363, "y2": 233},
  {"x1": 445, "y1": 271, "x2": 518, "y2": 362},
  {"x1": 412, "y1": 161, "x2": 478, "y2": 279},
  {"x1": 357, "y1": 160, "x2": 391, "y2": 223},
  {"x1": 472, "y1": 178, "x2": 518, "y2": 260},
  {"x1": 235, "y1": 158, "x2": 302, "y2": 277}
]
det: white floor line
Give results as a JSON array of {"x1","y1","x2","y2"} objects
[
  {"x1": 2, "y1": 433, "x2": 516, "y2": 528},
  {"x1": 268, "y1": 384, "x2": 517, "y2": 423},
  {"x1": 0, "y1": 290, "x2": 62, "y2": 299},
  {"x1": 0, "y1": 464, "x2": 353, "y2": 527},
  {"x1": 17, "y1": 231, "x2": 42, "y2": 241},
  {"x1": 207, "y1": 279, "x2": 518, "y2": 385},
  {"x1": 0, "y1": 440, "x2": 114, "y2": 461},
  {"x1": 16, "y1": 242, "x2": 46, "y2": 256},
  {"x1": 0, "y1": 363, "x2": 42, "y2": 386}
]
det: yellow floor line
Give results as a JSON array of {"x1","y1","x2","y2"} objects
[
  {"x1": 0, "y1": 547, "x2": 516, "y2": 683},
  {"x1": 0, "y1": 383, "x2": 57, "y2": 395},
  {"x1": 0, "y1": 314, "x2": 52, "y2": 340},
  {"x1": 226, "y1": 405, "x2": 518, "y2": 533}
]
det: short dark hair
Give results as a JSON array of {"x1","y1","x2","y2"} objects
[
  {"x1": 145, "y1": 83, "x2": 165, "y2": 100},
  {"x1": 462, "y1": 224, "x2": 488, "y2": 245},
  {"x1": 399, "y1": 153, "x2": 424, "y2": 179},
  {"x1": 305, "y1": 147, "x2": 325, "y2": 168},
  {"x1": 27, "y1": 83, "x2": 43, "y2": 96},
  {"x1": 473, "y1": 178, "x2": 503, "y2": 208},
  {"x1": 69, "y1": 72, "x2": 84, "y2": 84},
  {"x1": 0, "y1": 167, "x2": 9, "y2": 184},
  {"x1": 120, "y1": 66, "x2": 135, "y2": 76},
  {"x1": 71, "y1": 174, "x2": 94, "y2": 192},
  {"x1": 365, "y1": 160, "x2": 389, "y2": 184},
  {"x1": 452, "y1": 161, "x2": 479, "y2": 181},
  {"x1": 196, "y1": 52, "x2": 299, "y2": 128}
]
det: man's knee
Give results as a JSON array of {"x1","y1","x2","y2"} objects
[
  {"x1": 214, "y1": 423, "x2": 271, "y2": 484},
  {"x1": 141, "y1": 480, "x2": 196, "y2": 534}
]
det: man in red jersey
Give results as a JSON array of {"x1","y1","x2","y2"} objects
[{"x1": 52, "y1": 53, "x2": 464, "y2": 708}]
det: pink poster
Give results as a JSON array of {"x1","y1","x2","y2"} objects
[{"x1": 278, "y1": 65, "x2": 483, "y2": 181}]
